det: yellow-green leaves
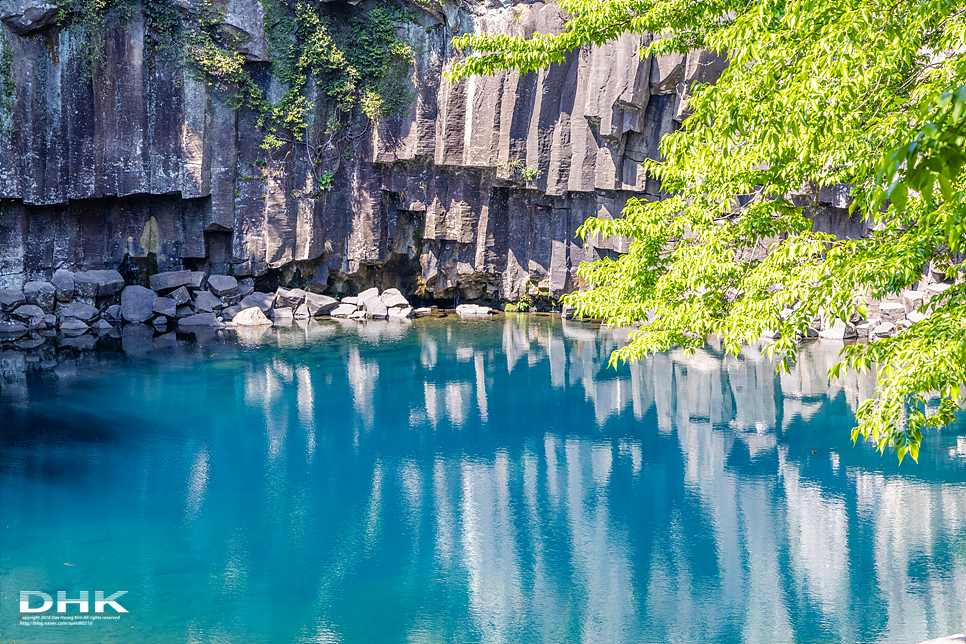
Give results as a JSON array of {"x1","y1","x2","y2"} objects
[{"x1": 457, "y1": 0, "x2": 966, "y2": 460}]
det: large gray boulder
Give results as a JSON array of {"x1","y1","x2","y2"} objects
[
  {"x1": 304, "y1": 292, "x2": 338, "y2": 316},
  {"x1": 12, "y1": 304, "x2": 44, "y2": 321},
  {"x1": 61, "y1": 319, "x2": 90, "y2": 335},
  {"x1": 23, "y1": 281, "x2": 55, "y2": 311},
  {"x1": 51, "y1": 269, "x2": 74, "y2": 301},
  {"x1": 380, "y1": 288, "x2": 409, "y2": 309},
  {"x1": 0, "y1": 289, "x2": 25, "y2": 312},
  {"x1": 121, "y1": 285, "x2": 158, "y2": 322},
  {"x1": 234, "y1": 306, "x2": 272, "y2": 326},
  {"x1": 456, "y1": 304, "x2": 496, "y2": 317},
  {"x1": 169, "y1": 286, "x2": 191, "y2": 306},
  {"x1": 193, "y1": 291, "x2": 224, "y2": 313},
  {"x1": 363, "y1": 297, "x2": 388, "y2": 319},
  {"x1": 208, "y1": 275, "x2": 238, "y2": 297},
  {"x1": 240, "y1": 292, "x2": 275, "y2": 313},
  {"x1": 357, "y1": 287, "x2": 379, "y2": 305},
  {"x1": 150, "y1": 270, "x2": 193, "y2": 292},
  {"x1": 103, "y1": 305, "x2": 123, "y2": 323},
  {"x1": 272, "y1": 307, "x2": 294, "y2": 324},
  {"x1": 818, "y1": 319, "x2": 857, "y2": 340},
  {"x1": 153, "y1": 297, "x2": 177, "y2": 317},
  {"x1": 1, "y1": 0, "x2": 59, "y2": 35},
  {"x1": 74, "y1": 270, "x2": 125, "y2": 297},
  {"x1": 188, "y1": 271, "x2": 207, "y2": 289},
  {"x1": 0, "y1": 320, "x2": 28, "y2": 336},
  {"x1": 329, "y1": 303, "x2": 356, "y2": 318},
  {"x1": 275, "y1": 287, "x2": 307, "y2": 309},
  {"x1": 59, "y1": 301, "x2": 99, "y2": 324},
  {"x1": 879, "y1": 302, "x2": 906, "y2": 324}
]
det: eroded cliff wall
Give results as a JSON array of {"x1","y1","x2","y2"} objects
[{"x1": 0, "y1": 0, "x2": 726, "y2": 299}]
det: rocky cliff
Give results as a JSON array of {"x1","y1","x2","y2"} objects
[{"x1": 0, "y1": 0, "x2": 726, "y2": 301}]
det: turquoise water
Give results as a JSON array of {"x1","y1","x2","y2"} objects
[{"x1": 1, "y1": 315, "x2": 965, "y2": 644}]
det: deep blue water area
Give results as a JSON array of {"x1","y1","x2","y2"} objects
[{"x1": 1, "y1": 315, "x2": 965, "y2": 644}]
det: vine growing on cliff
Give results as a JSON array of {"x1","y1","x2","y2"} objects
[
  {"x1": 0, "y1": 32, "x2": 13, "y2": 126},
  {"x1": 53, "y1": 0, "x2": 416, "y2": 173},
  {"x1": 452, "y1": 0, "x2": 966, "y2": 462}
]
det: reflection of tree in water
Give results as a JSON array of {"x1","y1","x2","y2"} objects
[{"x1": 1, "y1": 316, "x2": 965, "y2": 644}]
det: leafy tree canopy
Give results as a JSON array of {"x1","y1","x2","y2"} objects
[{"x1": 450, "y1": 0, "x2": 966, "y2": 462}]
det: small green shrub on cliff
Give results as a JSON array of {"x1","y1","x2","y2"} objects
[
  {"x1": 53, "y1": 0, "x2": 415, "y2": 158},
  {"x1": 0, "y1": 33, "x2": 13, "y2": 123}
]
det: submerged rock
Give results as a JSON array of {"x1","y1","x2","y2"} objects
[{"x1": 179, "y1": 313, "x2": 219, "y2": 327}]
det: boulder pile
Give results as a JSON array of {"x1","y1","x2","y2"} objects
[
  {"x1": 328, "y1": 288, "x2": 416, "y2": 320},
  {"x1": 0, "y1": 270, "x2": 429, "y2": 346}
]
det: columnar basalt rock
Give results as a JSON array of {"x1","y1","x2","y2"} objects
[{"x1": 0, "y1": 0, "x2": 741, "y2": 301}]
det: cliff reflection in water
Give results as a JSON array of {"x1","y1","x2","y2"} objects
[{"x1": 1, "y1": 315, "x2": 965, "y2": 644}]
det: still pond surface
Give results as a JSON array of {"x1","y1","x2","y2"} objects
[{"x1": 1, "y1": 315, "x2": 965, "y2": 644}]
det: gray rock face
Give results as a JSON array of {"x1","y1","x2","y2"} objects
[
  {"x1": 150, "y1": 271, "x2": 193, "y2": 292},
  {"x1": 153, "y1": 297, "x2": 177, "y2": 317},
  {"x1": 193, "y1": 291, "x2": 224, "y2": 313},
  {"x1": 330, "y1": 303, "x2": 357, "y2": 318},
  {"x1": 51, "y1": 270, "x2": 75, "y2": 301},
  {"x1": 169, "y1": 286, "x2": 191, "y2": 306},
  {"x1": 23, "y1": 281, "x2": 55, "y2": 311},
  {"x1": 221, "y1": 305, "x2": 243, "y2": 320},
  {"x1": 103, "y1": 305, "x2": 122, "y2": 323},
  {"x1": 380, "y1": 288, "x2": 409, "y2": 308},
  {"x1": 188, "y1": 272, "x2": 207, "y2": 289},
  {"x1": 121, "y1": 285, "x2": 158, "y2": 322},
  {"x1": 208, "y1": 275, "x2": 239, "y2": 297},
  {"x1": 874, "y1": 321, "x2": 897, "y2": 337},
  {"x1": 12, "y1": 304, "x2": 44, "y2": 321},
  {"x1": 275, "y1": 287, "x2": 307, "y2": 309},
  {"x1": 240, "y1": 292, "x2": 275, "y2": 313},
  {"x1": 60, "y1": 319, "x2": 90, "y2": 334},
  {"x1": 357, "y1": 288, "x2": 380, "y2": 304},
  {"x1": 0, "y1": 320, "x2": 28, "y2": 336},
  {"x1": 272, "y1": 307, "x2": 294, "y2": 324},
  {"x1": 879, "y1": 302, "x2": 906, "y2": 324},
  {"x1": 362, "y1": 297, "x2": 388, "y2": 319},
  {"x1": 0, "y1": 0, "x2": 850, "y2": 306},
  {"x1": 234, "y1": 306, "x2": 272, "y2": 326},
  {"x1": 59, "y1": 301, "x2": 99, "y2": 324},
  {"x1": 456, "y1": 304, "x2": 495, "y2": 316},
  {"x1": 0, "y1": 289, "x2": 25, "y2": 312},
  {"x1": 74, "y1": 270, "x2": 125, "y2": 297},
  {"x1": 1, "y1": 0, "x2": 59, "y2": 35},
  {"x1": 304, "y1": 292, "x2": 338, "y2": 316}
]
